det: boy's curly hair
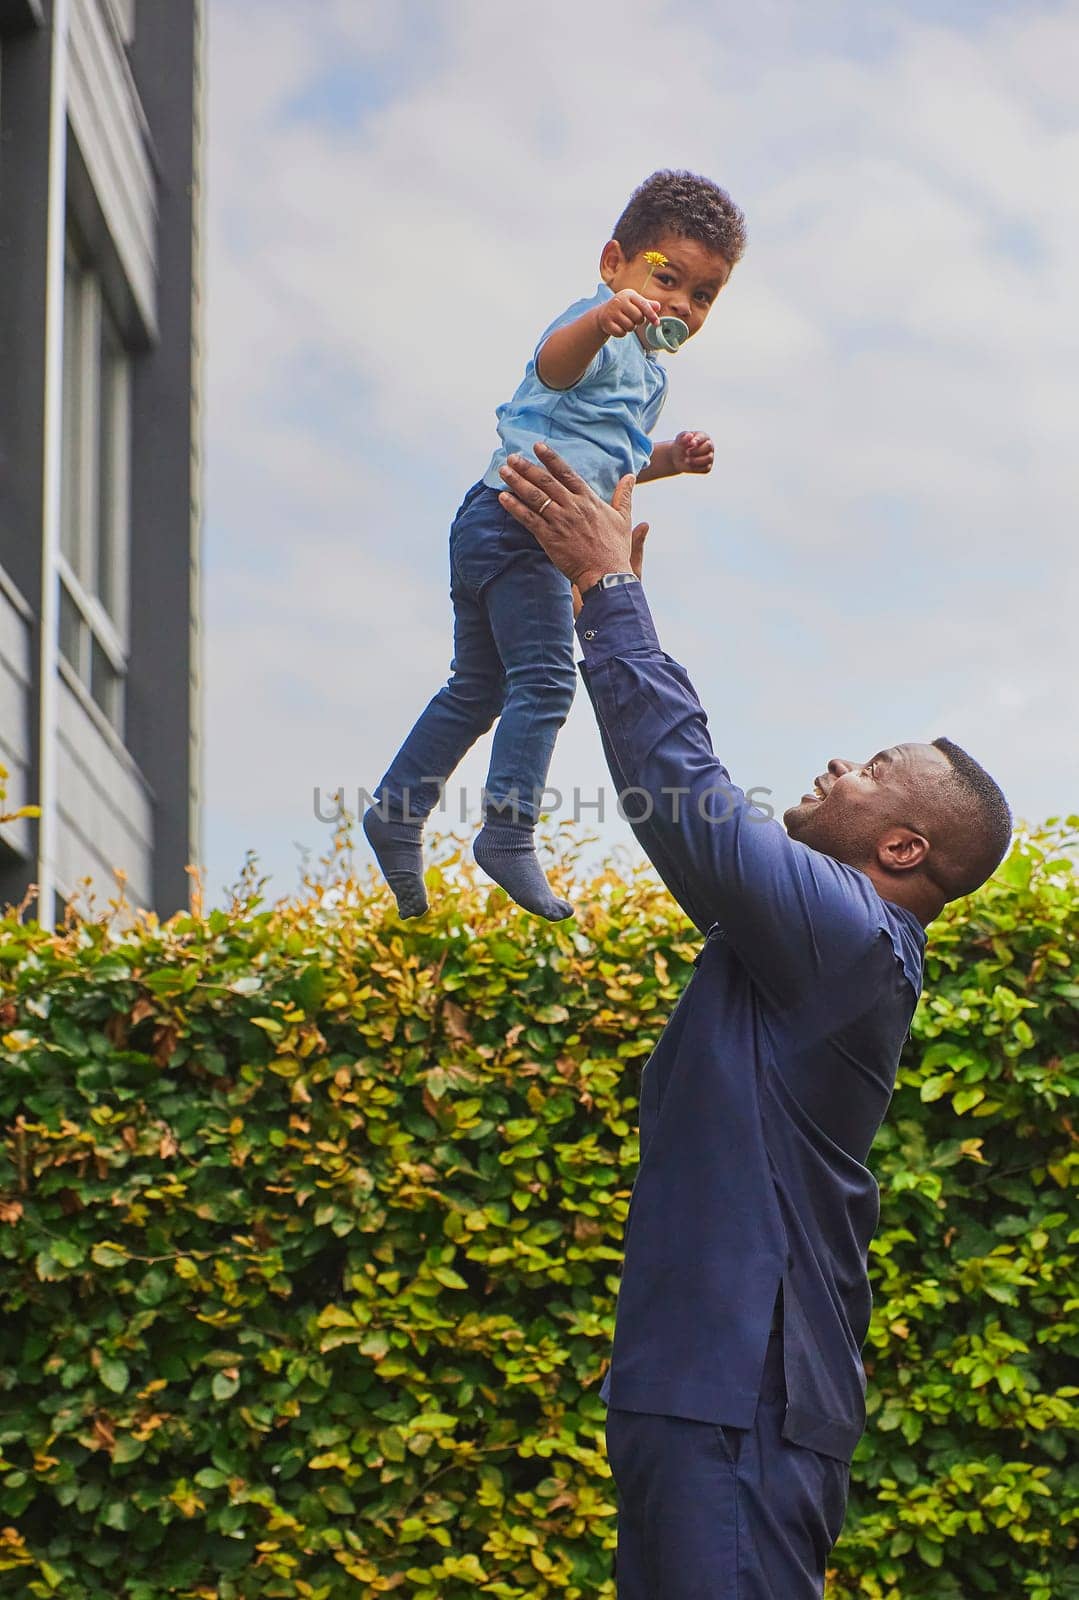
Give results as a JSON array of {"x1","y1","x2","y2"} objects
[{"x1": 612, "y1": 170, "x2": 747, "y2": 266}]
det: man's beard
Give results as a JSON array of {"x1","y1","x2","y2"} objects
[{"x1": 787, "y1": 801, "x2": 868, "y2": 868}]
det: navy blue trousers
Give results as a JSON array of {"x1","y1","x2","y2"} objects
[
  {"x1": 374, "y1": 482, "x2": 577, "y2": 827},
  {"x1": 604, "y1": 1329, "x2": 850, "y2": 1599}
]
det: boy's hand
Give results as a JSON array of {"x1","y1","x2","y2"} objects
[
  {"x1": 672, "y1": 430, "x2": 715, "y2": 474},
  {"x1": 595, "y1": 290, "x2": 662, "y2": 339}
]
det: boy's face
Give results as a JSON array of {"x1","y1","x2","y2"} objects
[{"x1": 600, "y1": 232, "x2": 732, "y2": 344}]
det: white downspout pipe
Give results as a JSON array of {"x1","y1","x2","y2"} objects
[{"x1": 38, "y1": 0, "x2": 70, "y2": 929}]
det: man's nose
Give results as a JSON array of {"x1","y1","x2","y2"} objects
[{"x1": 828, "y1": 758, "x2": 855, "y2": 777}]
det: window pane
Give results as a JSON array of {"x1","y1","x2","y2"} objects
[
  {"x1": 90, "y1": 635, "x2": 120, "y2": 726},
  {"x1": 60, "y1": 259, "x2": 82, "y2": 570},
  {"x1": 59, "y1": 582, "x2": 83, "y2": 675},
  {"x1": 97, "y1": 315, "x2": 130, "y2": 625},
  {"x1": 81, "y1": 281, "x2": 102, "y2": 596}
]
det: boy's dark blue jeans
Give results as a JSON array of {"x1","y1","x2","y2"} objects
[{"x1": 372, "y1": 482, "x2": 577, "y2": 827}]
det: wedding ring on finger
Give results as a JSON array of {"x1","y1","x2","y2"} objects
[{"x1": 536, "y1": 495, "x2": 552, "y2": 516}]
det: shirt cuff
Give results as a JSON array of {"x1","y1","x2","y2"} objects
[{"x1": 574, "y1": 580, "x2": 662, "y2": 665}]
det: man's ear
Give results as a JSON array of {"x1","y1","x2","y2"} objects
[
  {"x1": 599, "y1": 239, "x2": 625, "y2": 283},
  {"x1": 877, "y1": 829, "x2": 930, "y2": 874}
]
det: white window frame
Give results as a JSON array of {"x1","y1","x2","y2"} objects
[
  {"x1": 101, "y1": 0, "x2": 135, "y2": 47},
  {"x1": 58, "y1": 226, "x2": 132, "y2": 735}
]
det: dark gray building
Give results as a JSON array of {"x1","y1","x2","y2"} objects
[{"x1": 0, "y1": 0, "x2": 202, "y2": 925}]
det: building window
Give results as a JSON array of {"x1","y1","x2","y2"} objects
[{"x1": 59, "y1": 228, "x2": 130, "y2": 733}]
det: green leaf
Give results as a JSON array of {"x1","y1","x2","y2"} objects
[
  {"x1": 431, "y1": 1266, "x2": 469, "y2": 1290},
  {"x1": 916, "y1": 1535, "x2": 944, "y2": 1568},
  {"x1": 952, "y1": 1086, "x2": 985, "y2": 1114},
  {"x1": 534, "y1": 1004, "x2": 569, "y2": 1025},
  {"x1": 34, "y1": 1250, "x2": 61, "y2": 1281},
  {"x1": 50, "y1": 1015, "x2": 86, "y2": 1055},
  {"x1": 403, "y1": 1412, "x2": 458, "y2": 1433},
  {"x1": 296, "y1": 963, "x2": 325, "y2": 1012},
  {"x1": 319, "y1": 1483, "x2": 355, "y2": 1513},
  {"x1": 134, "y1": 1266, "x2": 171, "y2": 1306},
  {"x1": 99, "y1": 1359, "x2": 129, "y2": 1394},
  {"x1": 994, "y1": 851, "x2": 1033, "y2": 891},
  {"x1": 91, "y1": 1242, "x2": 129, "y2": 1270},
  {"x1": 50, "y1": 1238, "x2": 86, "y2": 1269},
  {"x1": 101, "y1": 1499, "x2": 132, "y2": 1530}
]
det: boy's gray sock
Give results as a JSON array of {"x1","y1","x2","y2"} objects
[
  {"x1": 363, "y1": 807, "x2": 428, "y2": 919},
  {"x1": 473, "y1": 818, "x2": 573, "y2": 922}
]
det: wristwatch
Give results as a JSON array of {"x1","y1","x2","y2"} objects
[{"x1": 587, "y1": 572, "x2": 639, "y2": 594}]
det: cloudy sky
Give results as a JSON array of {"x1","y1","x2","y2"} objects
[{"x1": 202, "y1": 0, "x2": 1079, "y2": 908}]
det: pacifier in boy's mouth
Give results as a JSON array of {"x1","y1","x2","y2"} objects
[{"x1": 644, "y1": 316, "x2": 690, "y2": 353}]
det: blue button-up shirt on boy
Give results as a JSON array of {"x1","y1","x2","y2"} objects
[
  {"x1": 576, "y1": 580, "x2": 926, "y2": 1463},
  {"x1": 483, "y1": 285, "x2": 668, "y2": 502}
]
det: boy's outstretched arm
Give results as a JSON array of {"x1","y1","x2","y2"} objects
[
  {"x1": 537, "y1": 291, "x2": 661, "y2": 390},
  {"x1": 636, "y1": 431, "x2": 715, "y2": 483}
]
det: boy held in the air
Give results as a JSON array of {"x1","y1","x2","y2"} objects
[{"x1": 365, "y1": 169, "x2": 746, "y2": 920}]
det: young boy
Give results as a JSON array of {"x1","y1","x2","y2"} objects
[{"x1": 365, "y1": 169, "x2": 746, "y2": 921}]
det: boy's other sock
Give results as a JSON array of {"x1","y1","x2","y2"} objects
[
  {"x1": 363, "y1": 807, "x2": 428, "y2": 919},
  {"x1": 473, "y1": 816, "x2": 573, "y2": 922}
]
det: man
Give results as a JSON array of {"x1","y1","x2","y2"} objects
[{"x1": 497, "y1": 443, "x2": 1012, "y2": 1600}]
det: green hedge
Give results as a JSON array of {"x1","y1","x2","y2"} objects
[{"x1": 0, "y1": 824, "x2": 1076, "y2": 1599}]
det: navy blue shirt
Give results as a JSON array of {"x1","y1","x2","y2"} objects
[{"x1": 577, "y1": 581, "x2": 926, "y2": 1463}]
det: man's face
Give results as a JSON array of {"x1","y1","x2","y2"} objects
[
  {"x1": 602, "y1": 233, "x2": 732, "y2": 344},
  {"x1": 784, "y1": 743, "x2": 954, "y2": 865}
]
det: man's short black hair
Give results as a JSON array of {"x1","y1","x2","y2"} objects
[
  {"x1": 612, "y1": 170, "x2": 747, "y2": 267},
  {"x1": 931, "y1": 737, "x2": 1013, "y2": 898}
]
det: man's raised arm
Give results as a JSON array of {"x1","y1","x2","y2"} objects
[{"x1": 498, "y1": 444, "x2": 894, "y2": 1006}]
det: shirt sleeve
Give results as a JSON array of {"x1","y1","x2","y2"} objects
[
  {"x1": 532, "y1": 297, "x2": 612, "y2": 392},
  {"x1": 575, "y1": 581, "x2": 896, "y2": 1007}
]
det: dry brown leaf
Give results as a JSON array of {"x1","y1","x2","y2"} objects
[
  {"x1": 91, "y1": 1415, "x2": 115, "y2": 1452},
  {"x1": 442, "y1": 1000, "x2": 472, "y2": 1042},
  {"x1": 152, "y1": 1024, "x2": 180, "y2": 1066}
]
